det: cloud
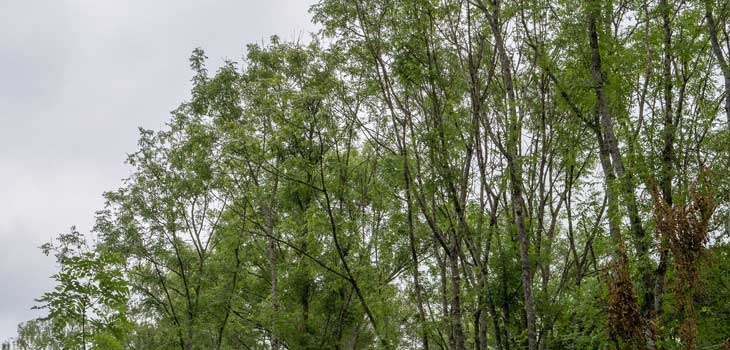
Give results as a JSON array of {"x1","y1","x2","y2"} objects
[{"x1": 0, "y1": 0, "x2": 317, "y2": 341}]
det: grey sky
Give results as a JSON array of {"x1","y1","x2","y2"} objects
[{"x1": 0, "y1": 0, "x2": 316, "y2": 341}]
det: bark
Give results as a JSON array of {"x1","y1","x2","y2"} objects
[
  {"x1": 487, "y1": 295, "x2": 504, "y2": 350},
  {"x1": 479, "y1": 1, "x2": 538, "y2": 348},
  {"x1": 449, "y1": 244, "x2": 466, "y2": 350},
  {"x1": 660, "y1": 0, "x2": 675, "y2": 207},
  {"x1": 705, "y1": 0, "x2": 730, "y2": 128},
  {"x1": 264, "y1": 204, "x2": 280, "y2": 350},
  {"x1": 81, "y1": 306, "x2": 86, "y2": 350},
  {"x1": 587, "y1": 3, "x2": 649, "y2": 348},
  {"x1": 401, "y1": 117, "x2": 430, "y2": 350},
  {"x1": 435, "y1": 250, "x2": 451, "y2": 349},
  {"x1": 651, "y1": 0, "x2": 676, "y2": 340},
  {"x1": 261, "y1": 156, "x2": 281, "y2": 350}
]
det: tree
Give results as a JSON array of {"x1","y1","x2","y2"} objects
[
  {"x1": 15, "y1": 2, "x2": 730, "y2": 349},
  {"x1": 34, "y1": 228, "x2": 129, "y2": 350}
]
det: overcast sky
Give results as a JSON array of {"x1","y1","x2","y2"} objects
[{"x1": 0, "y1": 0, "x2": 316, "y2": 341}]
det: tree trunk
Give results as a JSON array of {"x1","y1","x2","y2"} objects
[
  {"x1": 587, "y1": 2, "x2": 649, "y2": 348},
  {"x1": 482, "y1": 2, "x2": 538, "y2": 348},
  {"x1": 265, "y1": 204, "x2": 280, "y2": 350},
  {"x1": 449, "y1": 245, "x2": 466, "y2": 350},
  {"x1": 704, "y1": 0, "x2": 730, "y2": 128}
]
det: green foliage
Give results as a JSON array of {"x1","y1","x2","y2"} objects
[
  {"x1": 16, "y1": 1, "x2": 730, "y2": 349},
  {"x1": 34, "y1": 228, "x2": 129, "y2": 349}
]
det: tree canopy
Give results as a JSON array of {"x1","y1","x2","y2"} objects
[{"x1": 6, "y1": 1, "x2": 730, "y2": 349}]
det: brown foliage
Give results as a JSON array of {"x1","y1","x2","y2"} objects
[
  {"x1": 606, "y1": 259, "x2": 646, "y2": 349},
  {"x1": 651, "y1": 169, "x2": 717, "y2": 350}
]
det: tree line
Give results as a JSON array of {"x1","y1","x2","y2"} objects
[{"x1": 6, "y1": 0, "x2": 730, "y2": 349}]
